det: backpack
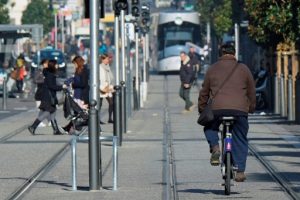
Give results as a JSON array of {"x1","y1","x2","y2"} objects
[{"x1": 33, "y1": 69, "x2": 44, "y2": 84}]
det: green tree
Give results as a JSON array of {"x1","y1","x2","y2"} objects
[
  {"x1": 0, "y1": 0, "x2": 9, "y2": 24},
  {"x1": 22, "y1": 0, "x2": 53, "y2": 34},
  {"x1": 196, "y1": 0, "x2": 232, "y2": 40},
  {"x1": 0, "y1": 0, "x2": 8, "y2": 4},
  {"x1": 245, "y1": 0, "x2": 300, "y2": 49}
]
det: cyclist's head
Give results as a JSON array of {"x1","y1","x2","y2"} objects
[{"x1": 221, "y1": 44, "x2": 235, "y2": 56}]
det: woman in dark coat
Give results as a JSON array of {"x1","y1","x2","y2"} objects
[
  {"x1": 67, "y1": 55, "x2": 89, "y2": 105},
  {"x1": 28, "y1": 59, "x2": 67, "y2": 135},
  {"x1": 62, "y1": 56, "x2": 89, "y2": 133}
]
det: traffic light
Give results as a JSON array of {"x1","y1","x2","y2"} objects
[
  {"x1": 131, "y1": 0, "x2": 139, "y2": 17},
  {"x1": 140, "y1": 4, "x2": 150, "y2": 33},
  {"x1": 114, "y1": 0, "x2": 128, "y2": 16},
  {"x1": 84, "y1": 0, "x2": 105, "y2": 19}
]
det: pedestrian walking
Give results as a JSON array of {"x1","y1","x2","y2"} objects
[
  {"x1": 33, "y1": 59, "x2": 51, "y2": 127},
  {"x1": 188, "y1": 46, "x2": 201, "y2": 87},
  {"x1": 15, "y1": 56, "x2": 27, "y2": 93},
  {"x1": 179, "y1": 51, "x2": 196, "y2": 113},
  {"x1": 99, "y1": 54, "x2": 114, "y2": 124},
  {"x1": 198, "y1": 44, "x2": 256, "y2": 182},
  {"x1": 28, "y1": 59, "x2": 67, "y2": 135}
]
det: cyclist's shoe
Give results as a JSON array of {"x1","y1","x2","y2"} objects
[
  {"x1": 235, "y1": 172, "x2": 246, "y2": 182},
  {"x1": 210, "y1": 145, "x2": 220, "y2": 166}
]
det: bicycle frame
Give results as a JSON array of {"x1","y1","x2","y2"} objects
[{"x1": 220, "y1": 117, "x2": 237, "y2": 195}]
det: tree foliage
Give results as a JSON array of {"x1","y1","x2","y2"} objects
[
  {"x1": 22, "y1": 0, "x2": 53, "y2": 33},
  {"x1": 196, "y1": 0, "x2": 232, "y2": 40},
  {"x1": 0, "y1": 0, "x2": 8, "y2": 5},
  {"x1": 245, "y1": 0, "x2": 300, "y2": 49},
  {"x1": 0, "y1": 0, "x2": 9, "y2": 24}
]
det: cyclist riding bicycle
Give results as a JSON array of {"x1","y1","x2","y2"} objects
[{"x1": 198, "y1": 44, "x2": 256, "y2": 182}]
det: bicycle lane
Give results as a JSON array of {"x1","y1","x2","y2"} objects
[{"x1": 166, "y1": 76, "x2": 292, "y2": 199}]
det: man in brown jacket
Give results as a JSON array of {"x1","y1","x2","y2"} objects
[{"x1": 198, "y1": 44, "x2": 256, "y2": 182}]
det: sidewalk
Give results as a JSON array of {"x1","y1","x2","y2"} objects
[{"x1": 0, "y1": 75, "x2": 299, "y2": 200}]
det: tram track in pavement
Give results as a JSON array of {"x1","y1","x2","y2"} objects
[
  {"x1": 5, "y1": 141, "x2": 71, "y2": 200},
  {"x1": 4, "y1": 126, "x2": 115, "y2": 200},
  {"x1": 248, "y1": 114, "x2": 300, "y2": 199},
  {"x1": 4, "y1": 123, "x2": 80, "y2": 200},
  {"x1": 0, "y1": 124, "x2": 30, "y2": 144},
  {"x1": 248, "y1": 143, "x2": 300, "y2": 200},
  {"x1": 162, "y1": 75, "x2": 178, "y2": 200}
]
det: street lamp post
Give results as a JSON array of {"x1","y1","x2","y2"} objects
[{"x1": 88, "y1": 0, "x2": 100, "y2": 191}]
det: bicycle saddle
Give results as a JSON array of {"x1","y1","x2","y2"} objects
[{"x1": 220, "y1": 116, "x2": 237, "y2": 121}]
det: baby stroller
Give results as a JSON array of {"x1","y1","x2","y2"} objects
[{"x1": 63, "y1": 88, "x2": 88, "y2": 135}]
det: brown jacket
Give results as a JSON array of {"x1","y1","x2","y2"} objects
[{"x1": 198, "y1": 55, "x2": 256, "y2": 114}]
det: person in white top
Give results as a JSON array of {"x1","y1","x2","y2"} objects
[{"x1": 99, "y1": 54, "x2": 114, "y2": 123}]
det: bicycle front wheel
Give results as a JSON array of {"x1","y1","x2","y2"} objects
[{"x1": 225, "y1": 152, "x2": 231, "y2": 195}]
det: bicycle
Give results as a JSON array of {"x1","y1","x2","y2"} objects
[{"x1": 219, "y1": 116, "x2": 238, "y2": 195}]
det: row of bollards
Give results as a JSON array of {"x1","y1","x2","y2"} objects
[
  {"x1": 274, "y1": 73, "x2": 297, "y2": 121},
  {"x1": 273, "y1": 49, "x2": 300, "y2": 123}
]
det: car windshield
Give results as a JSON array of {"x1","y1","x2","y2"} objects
[{"x1": 32, "y1": 50, "x2": 64, "y2": 64}]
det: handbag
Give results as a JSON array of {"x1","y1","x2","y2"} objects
[
  {"x1": 33, "y1": 69, "x2": 44, "y2": 84},
  {"x1": 48, "y1": 90, "x2": 56, "y2": 106},
  {"x1": 197, "y1": 62, "x2": 240, "y2": 126},
  {"x1": 197, "y1": 98, "x2": 214, "y2": 126}
]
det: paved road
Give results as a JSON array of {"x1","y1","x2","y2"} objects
[{"x1": 0, "y1": 74, "x2": 299, "y2": 200}]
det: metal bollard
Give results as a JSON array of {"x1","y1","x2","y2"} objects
[
  {"x1": 2, "y1": 77, "x2": 7, "y2": 110},
  {"x1": 72, "y1": 135, "x2": 118, "y2": 191},
  {"x1": 88, "y1": 100, "x2": 100, "y2": 190},
  {"x1": 274, "y1": 74, "x2": 280, "y2": 114},
  {"x1": 137, "y1": 76, "x2": 141, "y2": 109},
  {"x1": 113, "y1": 136, "x2": 118, "y2": 191},
  {"x1": 71, "y1": 136, "x2": 77, "y2": 191},
  {"x1": 127, "y1": 69, "x2": 132, "y2": 118},
  {"x1": 287, "y1": 75, "x2": 294, "y2": 121},
  {"x1": 280, "y1": 74, "x2": 286, "y2": 117},
  {"x1": 113, "y1": 85, "x2": 122, "y2": 146},
  {"x1": 120, "y1": 81, "x2": 127, "y2": 134},
  {"x1": 133, "y1": 77, "x2": 138, "y2": 110},
  {"x1": 140, "y1": 82, "x2": 144, "y2": 108}
]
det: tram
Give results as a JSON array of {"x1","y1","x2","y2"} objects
[{"x1": 155, "y1": 11, "x2": 201, "y2": 72}]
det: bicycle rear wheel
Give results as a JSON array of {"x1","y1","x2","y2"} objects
[{"x1": 225, "y1": 152, "x2": 231, "y2": 195}]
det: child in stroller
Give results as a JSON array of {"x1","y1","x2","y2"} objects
[{"x1": 62, "y1": 88, "x2": 88, "y2": 135}]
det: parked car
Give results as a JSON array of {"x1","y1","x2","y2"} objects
[{"x1": 31, "y1": 47, "x2": 67, "y2": 78}]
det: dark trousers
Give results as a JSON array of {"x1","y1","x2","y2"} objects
[
  {"x1": 16, "y1": 80, "x2": 23, "y2": 92},
  {"x1": 204, "y1": 116, "x2": 249, "y2": 172},
  {"x1": 99, "y1": 97, "x2": 113, "y2": 121},
  {"x1": 179, "y1": 85, "x2": 193, "y2": 110}
]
